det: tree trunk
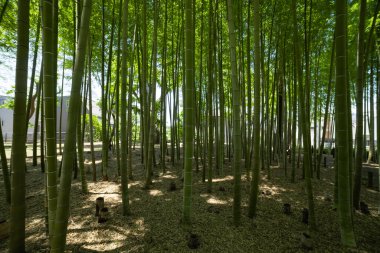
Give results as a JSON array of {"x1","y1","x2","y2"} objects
[
  {"x1": 77, "y1": 76, "x2": 88, "y2": 194},
  {"x1": 227, "y1": 0, "x2": 242, "y2": 226},
  {"x1": 33, "y1": 65, "x2": 43, "y2": 167},
  {"x1": 291, "y1": 0, "x2": 316, "y2": 231},
  {"x1": 9, "y1": 0, "x2": 30, "y2": 251},
  {"x1": 317, "y1": 32, "x2": 335, "y2": 177},
  {"x1": 59, "y1": 52, "x2": 66, "y2": 155},
  {"x1": 120, "y1": 0, "x2": 130, "y2": 216},
  {"x1": 182, "y1": 0, "x2": 195, "y2": 224},
  {"x1": 87, "y1": 39, "x2": 96, "y2": 182},
  {"x1": 101, "y1": 0, "x2": 108, "y2": 181},
  {"x1": 248, "y1": 0, "x2": 261, "y2": 218},
  {"x1": 353, "y1": 0, "x2": 367, "y2": 210},
  {"x1": 0, "y1": 120, "x2": 10, "y2": 204},
  {"x1": 367, "y1": 55, "x2": 375, "y2": 163},
  {"x1": 42, "y1": 0, "x2": 59, "y2": 242},
  {"x1": 335, "y1": 0, "x2": 356, "y2": 246},
  {"x1": 51, "y1": 1, "x2": 91, "y2": 250},
  {"x1": 207, "y1": 0, "x2": 214, "y2": 193},
  {"x1": 145, "y1": 0, "x2": 160, "y2": 188}
]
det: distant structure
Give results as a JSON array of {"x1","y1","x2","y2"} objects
[
  {"x1": 0, "y1": 96, "x2": 14, "y2": 142},
  {"x1": 0, "y1": 95, "x2": 71, "y2": 142}
]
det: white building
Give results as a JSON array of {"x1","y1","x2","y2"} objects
[{"x1": 0, "y1": 95, "x2": 72, "y2": 143}]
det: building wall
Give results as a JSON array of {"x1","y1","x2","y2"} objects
[{"x1": 0, "y1": 95, "x2": 70, "y2": 143}]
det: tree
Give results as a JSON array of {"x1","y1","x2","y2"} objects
[
  {"x1": 248, "y1": 0, "x2": 261, "y2": 218},
  {"x1": 145, "y1": 0, "x2": 160, "y2": 188},
  {"x1": 226, "y1": 0, "x2": 242, "y2": 226},
  {"x1": 335, "y1": 0, "x2": 356, "y2": 247},
  {"x1": 87, "y1": 38, "x2": 97, "y2": 182},
  {"x1": 9, "y1": 0, "x2": 30, "y2": 252},
  {"x1": 41, "y1": 0, "x2": 58, "y2": 241},
  {"x1": 207, "y1": 0, "x2": 214, "y2": 193},
  {"x1": 352, "y1": 0, "x2": 367, "y2": 210},
  {"x1": 50, "y1": 0, "x2": 92, "y2": 250},
  {"x1": 0, "y1": 118, "x2": 10, "y2": 203},
  {"x1": 120, "y1": 0, "x2": 130, "y2": 216},
  {"x1": 182, "y1": 0, "x2": 195, "y2": 224},
  {"x1": 291, "y1": 0, "x2": 316, "y2": 231},
  {"x1": 101, "y1": 0, "x2": 108, "y2": 181}
]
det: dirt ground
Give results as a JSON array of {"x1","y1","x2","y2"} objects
[{"x1": 0, "y1": 145, "x2": 379, "y2": 252}]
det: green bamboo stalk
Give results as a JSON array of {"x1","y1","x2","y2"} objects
[
  {"x1": 183, "y1": 0, "x2": 195, "y2": 223},
  {"x1": 120, "y1": 0, "x2": 130, "y2": 216},
  {"x1": 335, "y1": 0, "x2": 356, "y2": 247},
  {"x1": 248, "y1": 0, "x2": 261, "y2": 218},
  {"x1": 226, "y1": 0, "x2": 241, "y2": 226},
  {"x1": 50, "y1": 0, "x2": 92, "y2": 250},
  {"x1": 9, "y1": 0, "x2": 29, "y2": 251},
  {"x1": 42, "y1": 0, "x2": 59, "y2": 242}
]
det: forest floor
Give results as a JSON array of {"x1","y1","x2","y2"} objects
[{"x1": 0, "y1": 144, "x2": 380, "y2": 252}]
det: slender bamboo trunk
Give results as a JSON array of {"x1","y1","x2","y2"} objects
[
  {"x1": 353, "y1": 0, "x2": 367, "y2": 210},
  {"x1": 9, "y1": 1, "x2": 30, "y2": 251},
  {"x1": 335, "y1": 0, "x2": 356, "y2": 246},
  {"x1": 101, "y1": 0, "x2": 108, "y2": 180},
  {"x1": 161, "y1": 0, "x2": 168, "y2": 174},
  {"x1": 120, "y1": 0, "x2": 130, "y2": 215},
  {"x1": 183, "y1": 0, "x2": 195, "y2": 224},
  {"x1": 115, "y1": 0, "x2": 122, "y2": 176},
  {"x1": 42, "y1": 0, "x2": 59, "y2": 242},
  {"x1": 59, "y1": 52, "x2": 66, "y2": 155},
  {"x1": 41, "y1": 77, "x2": 45, "y2": 173},
  {"x1": 227, "y1": 0, "x2": 242, "y2": 226},
  {"x1": 26, "y1": 12, "x2": 41, "y2": 137},
  {"x1": 368, "y1": 56, "x2": 375, "y2": 163},
  {"x1": 87, "y1": 39, "x2": 96, "y2": 182},
  {"x1": 127, "y1": 25, "x2": 136, "y2": 180},
  {"x1": 291, "y1": 0, "x2": 316, "y2": 231},
  {"x1": 248, "y1": 0, "x2": 261, "y2": 218},
  {"x1": 217, "y1": 5, "x2": 224, "y2": 177},
  {"x1": 145, "y1": 0, "x2": 160, "y2": 188},
  {"x1": 291, "y1": 49, "x2": 297, "y2": 183},
  {"x1": 77, "y1": 77, "x2": 88, "y2": 193},
  {"x1": 207, "y1": 0, "x2": 214, "y2": 193},
  {"x1": 317, "y1": 33, "x2": 335, "y2": 176},
  {"x1": 51, "y1": 0, "x2": 91, "y2": 250},
  {"x1": 0, "y1": 120, "x2": 10, "y2": 204},
  {"x1": 33, "y1": 65, "x2": 43, "y2": 167}
]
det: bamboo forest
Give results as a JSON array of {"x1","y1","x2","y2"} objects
[{"x1": 0, "y1": 0, "x2": 380, "y2": 252}]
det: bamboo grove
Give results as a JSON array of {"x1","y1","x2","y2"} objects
[{"x1": 1, "y1": 0, "x2": 379, "y2": 251}]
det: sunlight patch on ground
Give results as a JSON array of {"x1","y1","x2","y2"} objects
[
  {"x1": 134, "y1": 218, "x2": 146, "y2": 231},
  {"x1": 200, "y1": 193, "x2": 231, "y2": 205},
  {"x1": 207, "y1": 197, "x2": 228, "y2": 205},
  {"x1": 161, "y1": 173, "x2": 177, "y2": 179},
  {"x1": 68, "y1": 228, "x2": 130, "y2": 251},
  {"x1": 260, "y1": 184, "x2": 288, "y2": 196},
  {"x1": 129, "y1": 181, "x2": 143, "y2": 187},
  {"x1": 83, "y1": 160, "x2": 102, "y2": 165},
  {"x1": 212, "y1": 175, "x2": 234, "y2": 182},
  {"x1": 149, "y1": 189, "x2": 163, "y2": 197},
  {"x1": 25, "y1": 217, "x2": 46, "y2": 248},
  {"x1": 85, "y1": 182, "x2": 122, "y2": 205}
]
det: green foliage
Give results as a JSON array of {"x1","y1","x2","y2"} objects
[
  {"x1": 84, "y1": 114, "x2": 102, "y2": 141},
  {"x1": 0, "y1": 87, "x2": 15, "y2": 109}
]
